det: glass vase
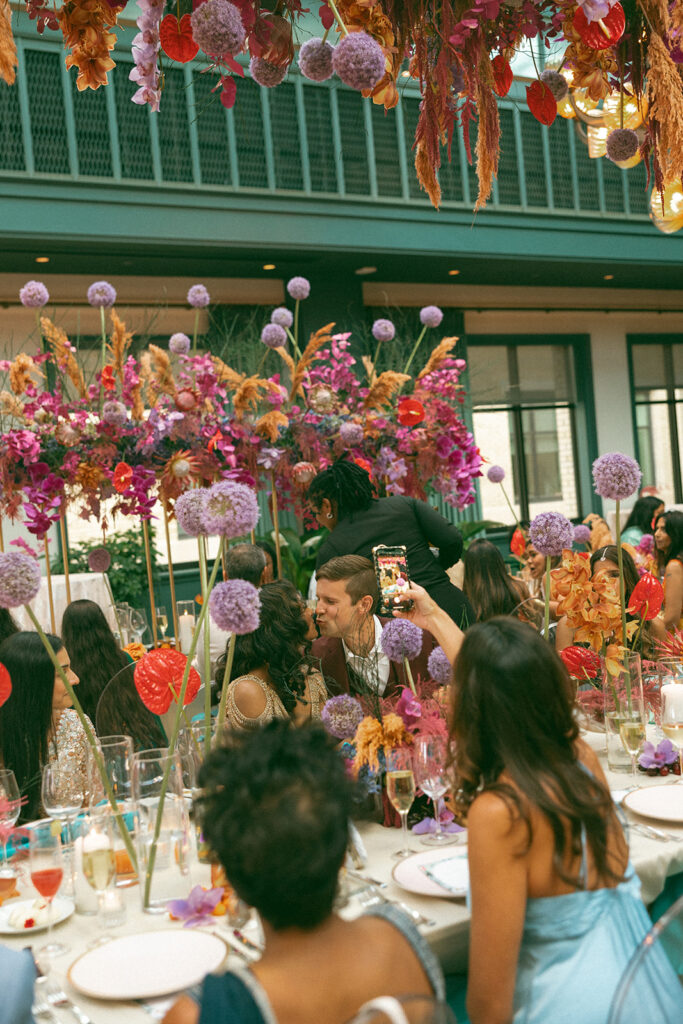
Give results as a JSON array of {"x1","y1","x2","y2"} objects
[{"x1": 602, "y1": 650, "x2": 646, "y2": 773}]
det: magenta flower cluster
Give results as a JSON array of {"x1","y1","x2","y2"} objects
[
  {"x1": 88, "y1": 546, "x2": 111, "y2": 573},
  {"x1": 486, "y1": 465, "x2": 505, "y2": 484},
  {"x1": 261, "y1": 323, "x2": 287, "y2": 349},
  {"x1": 331, "y1": 32, "x2": 385, "y2": 90},
  {"x1": 19, "y1": 281, "x2": 49, "y2": 308},
  {"x1": 380, "y1": 619, "x2": 423, "y2": 663},
  {"x1": 129, "y1": 0, "x2": 164, "y2": 111},
  {"x1": 372, "y1": 319, "x2": 395, "y2": 342},
  {"x1": 209, "y1": 579, "x2": 261, "y2": 634},
  {"x1": 0, "y1": 552, "x2": 42, "y2": 608},
  {"x1": 298, "y1": 38, "x2": 334, "y2": 81},
  {"x1": 427, "y1": 646, "x2": 452, "y2": 686},
  {"x1": 203, "y1": 480, "x2": 260, "y2": 538},
  {"x1": 286, "y1": 276, "x2": 310, "y2": 301},
  {"x1": 419, "y1": 305, "x2": 443, "y2": 328},
  {"x1": 528, "y1": 512, "x2": 574, "y2": 557},
  {"x1": 321, "y1": 694, "x2": 364, "y2": 739},
  {"x1": 271, "y1": 307, "x2": 293, "y2": 329},
  {"x1": 250, "y1": 56, "x2": 287, "y2": 87},
  {"x1": 169, "y1": 333, "x2": 191, "y2": 355},
  {"x1": 592, "y1": 452, "x2": 641, "y2": 502},
  {"x1": 191, "y1": 0, "x2": 245, "y2": 57},
  {"x1": 87, "y1": 281, "x2": 116, "y2": 308},
  {"x1": 187, "y1": 284, "x2": 210, "y2": 308}
]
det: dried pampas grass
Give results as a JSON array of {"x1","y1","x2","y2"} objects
[
  {"x1": 646, "y1": 31, "x2": 683, "y2": 184},
  {"x1": 148, "y1": 344, "x2": 176, "y2": 398},
  {"x1": 255, "y1": 409, "x2": 289, "y2": 442},
  {"x1": 41, "y1": 317, "x2": 87, "y2": 398},
  {"x1": 0, "y1": 390, "x2": 25, "y2": 421},
  {"x1": 109, "y1": 310, "x2": 133, "y2": 379},
  {"x1": 363, "y1": 371, "x2": 411, "y2": 410},
  {"x1": 0, "y1": 0, "x2": 17, "y2": 85},
  {"x1": 289, "y1": 323, "x2": 335, "y2": 400},
  {"x1": 417, "y1": 337, "x2": 459, "y2": 380},
  {"x1": 9, "y1": 353, "x2": 39, "y2": 395}
]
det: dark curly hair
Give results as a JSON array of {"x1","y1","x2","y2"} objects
[
  {"x1": 656, "y1": 510, "x2": 683, "y2": 572},
  {"x1": 306, "y1": 456, "x2": 375, "y2": 521},
  {"x1": 450, "y1": 618, "x2": 626, "y2": 889},
  {"x1": 215, "y1": 580, "x2": 317, "y2": 715},
  {"x1": 196, "y1": 720, "x2": 355, "y2": 930}
]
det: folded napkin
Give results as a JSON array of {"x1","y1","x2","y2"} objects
[{"x1": 422, "y1": 854, "x2": 470, "y2": 896}]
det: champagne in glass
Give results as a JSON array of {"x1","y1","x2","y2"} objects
[
  {"x1": 81, "y1": 815, "x2": 117, "y2": 935},
  {"x1": 619, "y1": 718, "x2": 646, "y2": 777},
  {"x1": 386, "y1": 751, "x2": 416, "y2": 860},
  {"x1": 413, "y1": 736, "x2": 458, "y2": 848},
  {"x1": 155, "y1": 606, "x2": 168, "y2": 641},
  {"x1": 29, "y1": 821, "x2": 67, "y2": 958}
]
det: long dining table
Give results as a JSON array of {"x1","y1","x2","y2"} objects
[{"x1": 2, "y1": 733, "x2": 683, "y2": 1023}]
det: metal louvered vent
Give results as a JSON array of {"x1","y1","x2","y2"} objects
[
  {"x1": 113, "y1": 62, "x2": 155, "y2": 180},
  {"x1": 25, "y1": 48, "x2": 70, "y2": 173},
  {"x1": 304, "y1": 85, "x2": 338, "y2": 193},
  {"x1": 71, "y1": 77, "x2": 113, "y2": 177},
  {"x1": 232, "y1": 77, "x2": 269, "y2": 188},
  {"x1": 158, "y1": 68, "x2": 193, "y2": 182},
  {"x1": 336, "y1": 89, "x2": 371, "y2": 195},
  {"x1": 193, "y1": 72, "x2": 232, "y2": 186},
  {"x1": 0, "y1": 74, "x2": 24, "y2": 171}
]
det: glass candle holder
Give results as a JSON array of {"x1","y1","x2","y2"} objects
[{"x1": 176, "y1": 601, "x2": 196, "y2": 654}]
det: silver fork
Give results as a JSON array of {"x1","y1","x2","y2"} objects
[
  {"x1": 358, "y1": 887, "x2": 435, "y2": 927},
  {"x1": 45, "y1": 982, "x2": 93, "y2": 1024},
  {"x1": 629, "y1": 822, "x2": 671, "y2": 843},
  {"x1": 31, "y1": 996, "x2": 58, "y2": 1023}
]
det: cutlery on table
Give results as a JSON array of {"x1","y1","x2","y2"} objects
[
  {"x1": 44, "y1": 982, "x2": 93, "y2": 1024},
  {"x1": 629, "y1": 822, "x2": 671, "y2": 843},
  {"x1": 357, "y1": 886, "x2": 435, "y2": 928}
]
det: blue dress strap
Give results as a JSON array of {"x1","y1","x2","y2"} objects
[{"x1": 363, "y1": 903, "x2": 445, "y2": 1000}]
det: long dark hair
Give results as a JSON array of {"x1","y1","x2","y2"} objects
[
  {"x1": 656, "y1": 510, "x2": 683, "y2": 571},
  {"x1": 62, "y1": 600, "x2": 165, "y2": 751},
  {"x1": 0, "y1": 631, "x2": 62, "y2": 823},
  {"x1": 306, "y1": 457, "x2": 375, "y2": 521},
  {"x1": 0, "y1": 609, "x2": 19, "y2": 647},
  {"x1": 623, "y1": 496, "x2": 662, "y2": 536},
  {"x1": 450, "y1": 618, "x2": 625, "y2": 888},
  {"x1": 464, "y1": 539, "x2": 535, "y2": 623},
  {"x1": 217, "y1": 580, "x2": 317, "y2": 715},
  {"x1": 590, "y1": 546, "x2": 639, "y2": 600}
]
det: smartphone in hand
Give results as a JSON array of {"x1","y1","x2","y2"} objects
[{"x1": 372, "y1": 545, "x2": 413, "y2": 615}]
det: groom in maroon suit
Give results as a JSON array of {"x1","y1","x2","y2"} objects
[{"x1": 312, "y1": 555, "x2": 433, "y2": 698}]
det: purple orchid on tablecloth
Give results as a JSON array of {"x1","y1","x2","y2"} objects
[
  {"x1": 167, "y1": 885, "x2": 225, "y2": 927},
  {"x1": 412, "y1": 799, "x2": 465, "y2": 836},
  {"x1": 638, "y1": 739, "x2": 679, "y2": 769}
]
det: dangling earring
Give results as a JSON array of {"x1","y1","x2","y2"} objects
[{"x1": 327, "y1": 513, "x2": 334, "y2": 520}]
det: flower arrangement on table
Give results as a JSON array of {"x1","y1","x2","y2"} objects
[{"x1": 637, "y1": 739, "x2": 681, "y2": 778}]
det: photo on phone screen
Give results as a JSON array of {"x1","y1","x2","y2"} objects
[{"x1": 372, "y1": 545, "x2": 413, "y2": 615}]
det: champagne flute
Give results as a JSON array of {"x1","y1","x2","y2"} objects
[
  {"x1": 413, "y1": 735, "x2": 458, "y2": 847},
  {"x1": 619, "y1": 714, "x2": 646, "y2": 778},
  {"x1": 29, "y1": 821, "x2": 67, "y2": 958},
  {"x1": 386, "y1": 749, "x2": 416, "y2": 859},
  {"x1": 661, "y1": 680, "x2": 683, "y2": 780},
  {"x1": 42, "y1": 764, "x2": 85, "y2": 897},
  {"x1": 81, "y1": 814, "x2": 117, "y2": 936},
  {"x1": 0, "y1": 769, "x2": 20, "y2": 894},
  {"x1": 155, "y1": 605, "x2": 168, "y2": 641}
]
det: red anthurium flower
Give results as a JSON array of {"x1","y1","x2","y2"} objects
[
  {"x1": 113, "y1": 462, "x2": 133, "y2": 493},
  {"x1": 0, "y1": 662, "x2": 11, "y2": 708},
  {"x1": 159, "y1": 14, "x2": 199, "y2": 63},
  {"x1": 526, "y1": 80, "x2": 557, "y2": 126},
  {"x1": 101, "y1": 365, "x2": 116, "y2": 392},
  {"x1": 560, "y1": 645, "x2": 601, "y2": 680},
  {"x1": 574, "y1": 2, "x2": 625, "y2": 50},
  {"x1": 491, "y1": 55, "x2": 513, "y2": 97},
  {"x1": 397, "y1": 398, "x2": 425, "y2": 427},
  {"x1": 510, "y1": 527, "x2": 526, "y2": 559},
  {"x1": 628, "y1": 572, "x2": 664, "y2": 621},
  {"x1": 134, "y1": 648, "x2": 201, "y2": 715}
]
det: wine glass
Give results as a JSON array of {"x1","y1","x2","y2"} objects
[
  {"x1": 0, "y1": 769, "x2": 20, "y2": 894},
  {"x1": 619, "y1": 711, "x2": 646, "y2": 778},
  {"x1": 80, "y1": 813, "x2": 117, "y2": 936},
  {"x1": 130, "y1": 608, "x2": 149, "y2": 645},
  {"x1": 661, "y1": 680, "x2": 683, "y2": 780},
  {"x1": 413, "y1": 736, "x2": 458, "y2": 847},
  {"x1": 155, "y1": 605, "x2": 168, "y2": 641},
  {"x1": 29, "y1": 821, "x2": 68, "y2": 958},
  {"x1": 42, "y1": 763, "x2": 85, "y2": 897},
  {"x1": 385, "y1": 748, "x2": 416, "y2": 859}
]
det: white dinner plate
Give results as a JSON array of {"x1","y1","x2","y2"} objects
[
  {"x1": 0, "y1": 897, "x2": 74, "y2": 934},
  {"x1": 68, "y1": 929, "x2": 229, "y2": 1000},
  {"x1": 623, "y1": 785, "x2": 683, "y2": 824},
  {"x1": 392, "y1": 849, "x2": 468, "y2": 898}
]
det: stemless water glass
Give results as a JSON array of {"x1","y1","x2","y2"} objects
[
  {"x1": 413, "y1": 736, "x2": 458, "y2": 848},
  {"x1": 385, "y1": 749, "x2": 416, "y2": 859},
  {"x1": 29, "y1": 821, "x2": 67, "y2": 958},
  {"x1": 0, "y1": 769, "x2": 20, "y2": 892}
]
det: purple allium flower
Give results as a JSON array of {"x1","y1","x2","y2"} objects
[
  {"x1": 540, "y1": 68, "x2": 569, "y2": 101},
  {"x1": 419, "y1": 305, "x2": 443, "y2": 328},
  {"x1": 380, "y1": 619, "x2": 423, "y2": 663},
  {"x1": 261, "y1": 323, "x2": 287, "y2": 349},
  {"x1": 321, "y1": 694, "x2": 364, "y2": 739},
  {"x1": 0, "y1": 552, "x2": 41, "y2": 608},
  {"x1": 187, "y1": 284, "x2": 210, "y2": 308},
  {"x1": 101, "y1": 400, "x2": 128, "y2": 427},
  {"x1": 88, "y1": 546, "x2": 111, "y2": 573},
  {"x1": 190, "y1": 0, "x2": 245, "y2": 57},
  {"x1": 19, "y1": 281, "x2": 49, "y2": 308},
  {"x1": 175, "y1": 489, "x2": 208, "y2": 538},
  {"x1": 209, "y1": 579, "x2": 261, "y2": 634},
  {"x1": 486, "y1": 465, "x2": 505, "y2": 484},
  {"x1": 592, "y1": 452, "x2": 642, "y2": 502},
  {"x1": 331, "y1": 31, "x2": 385, "y2": 91},
  {"x1": 573, "y1": 524, "x2": 591, "y2": 545},
  {"x1": 299, "y1": 37, "x2": 335, "y2": 81},
  {"x1": 250, "y1": 56, "x2": 287, "y2": 87},
  {"x1": 339, "y1": 421, "x2": 364, "y2": 447},
  {"x1": 167, "y1": 885, "x2": 225, "y2": 928},
  {"x1": 372, "y1": 318, "x2": 395, "y2": 342},
  {"x1": 169, "y1": 333, "x2": 191, "y2": 355},
  {"x1": 528, "y1": 512, "x2": 574, "y2": 557},
  {"x1": 286, "y1": 276, "x2": 310, "y2": 301},
  {"x1": 271, "y1": 306, "x2": 293, "y2": 329},
  {"x1": 87, "y1": 281, "x2": 117, "y2": 308},
  {"x1": 606, "y1": 128, "x2": 639, "y2": 164},
  {"x1": 202, "y1": 480, "x2": 260, "y2": 538},
  {"x1": 427, "y1": 646, "x2": 452, "y2": 686}
]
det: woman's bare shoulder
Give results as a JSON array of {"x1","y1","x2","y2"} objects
[{"x1": 229, "y1": 675, "x2": 269, "y2": 719}]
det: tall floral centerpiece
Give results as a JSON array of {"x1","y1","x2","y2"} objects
[{"x1": 528, "y1": 511, "x2": 574, "y2": 639}]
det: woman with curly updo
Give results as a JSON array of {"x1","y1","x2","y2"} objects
[{"x1": 217, "y1": 580, "x2": 327, "y2": 729}]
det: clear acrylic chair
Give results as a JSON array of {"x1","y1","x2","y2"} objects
[
  {"x1": 345, "y1": 995, "x2": 457, "y2": 1024},
  {"x1": 607, "y1": 894, "x2": 683, "y2": 1023}
]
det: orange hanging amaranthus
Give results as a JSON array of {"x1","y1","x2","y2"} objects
[{"x1": 59, "y1": 0, "x2": 119, "y2": 91}]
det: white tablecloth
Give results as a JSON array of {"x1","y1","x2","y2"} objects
[{"x1": 13, "y1": 573, "x2": 116, "y2": 635}]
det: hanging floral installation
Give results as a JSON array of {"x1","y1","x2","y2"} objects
[{"x1": 1, "y1": 0, "x2": 681, "y2": 215}]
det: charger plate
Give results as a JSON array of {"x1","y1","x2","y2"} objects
[
  {"x1": 392, "y1": 849, "x2": 468, "y2": 898},
  {"x1": 623, "y1": 785, "x2": 683, "y2": 824},
  {"x1": 68, "y1": 929, "x2": 228, "y2": 1000}
]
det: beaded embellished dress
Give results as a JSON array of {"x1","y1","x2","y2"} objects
[
  {"x1": 223, "y1": 672, "x2": 327, "y2": 730},
  {"x1": 46, "y1": 709, "x2": 96, "y2": 810}
]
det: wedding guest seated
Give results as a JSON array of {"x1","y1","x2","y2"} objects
[
  {"x1": 219, "y1": 581, "x2": 327, "y2": 730},
  {"x1": 0, "y1": 944, "x2": 37, "y2": 1024},
  {"x1": 163, "y1": 721, "x2": 444, "y2": 1024},
  {"x1": 0, "y1": 632, "x2": 94, "y2": 823},
  {"x1": 62, "y1": 599, "x2": 166, "y2": 750},
  {"x1": 463, "y1": 539, "x2": 538, "y2": 626},
  {"x1": 621, "y1": 494, "x2": 664, "y2": 547},
  {"x1": 312, "y1": 556, "x2": 432, "y2": 697},
  {"x1": 254, "y1": 539, "x2": 276, "y2": 583},
  {"x1": 523, "y1": 540, "x2": 560, "y2": 620},
  {"x1": 655, "y1": 510, "x2": 683, "y2": 630}
]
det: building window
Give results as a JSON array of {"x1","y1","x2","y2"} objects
[
  {"x1": 467, "y1": 340, "x2": 581, "y2": 524},
  {"x1": 630, "y1": 336, "x2": 683, "y2": 505}
]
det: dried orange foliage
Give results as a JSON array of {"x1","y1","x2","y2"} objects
[
  {"x1": 148, "y1": 344, "x2": 176, "y2": 402},
  {"x1": 354, "y1": 713, "x2": 410, "y2": 773},
  {"x1": 415, "y1": 140, "x2": 442, "y2": 208},
  {"x1": 363, "y1": 371, "x2": 411, "y2": 410},
  {"x1": 417, "y1": 337, "x2": 459, "y2": 380},
  {"x1": 9, "y1": 354, "x2": 40, "y2": 396},
  {"x1": 41, "y1": 317, "x2": 87, "y2": 398},
  {"x1": 212, "y1": 357, "x2": 244, "y2": 390},
  {"x1": 275, "y1": 345, "x2": 296, "y2": 380},
  {"x1": 109, "y1": 310, "x2": 133, "y2": 380},
  {"x1": 255, "y1": 409, "x2": 289, "y2": 442},
  {"x1": 562, "y1": 15, "x2": 615, "y2": 100},
  {"x1": 59, "y1": 0, "x2": 117, "y2": 90},
  {"x1": 0, "y1": 0, "x2": 17, "y2": 85},
  {"x1": 233, "y1": 376, "x2": 281, "y2": 419},
  {"x1": 474, "y1": 55, "x2": 500, "y2": 210},
  {"x1": 646, "y1": 31, "x2": 683, "y2": 184},
  {"x1": 289, "y1": 323, "x2": 335, "y2": 400},
  {"x1": 0, "y1": 390, "x2": 25, "y2": 421},
  {"x1": 336, "y1": 0, "x2": 401, "y2": 108}
]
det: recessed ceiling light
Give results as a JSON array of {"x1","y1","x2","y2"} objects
[
  {"x1": 448, "y1": 269, "x2": 460, "y2": 276},
  {"x1": 355, "y1": 266, "x2": 377, "y2": 276},
  {"x1": 35, "y1": 256, "x2": 49, "y2": 263},
  {"x1": 262, "y1": 263, "x2": 276, "y2": 270},
  {"x1": 603, "y1": 274, "x2": 614, "y2": 280}
]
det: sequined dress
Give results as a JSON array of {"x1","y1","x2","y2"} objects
[
  {"x1": 223, "y1": 672, "x2": 327, "y2": 730},
  {"x1": 46, "y1": 709, "x2": 96, "y2": 810}
]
